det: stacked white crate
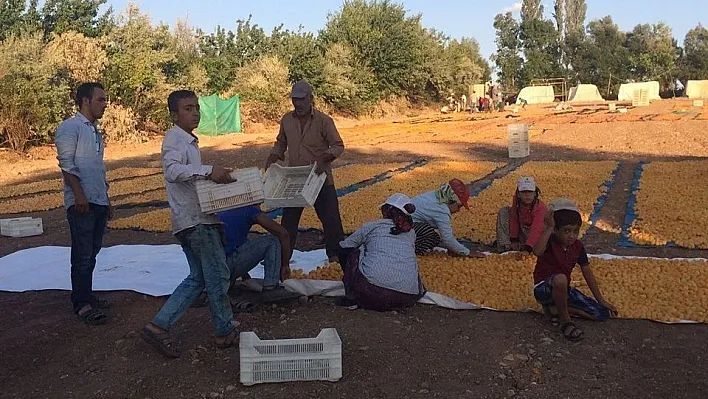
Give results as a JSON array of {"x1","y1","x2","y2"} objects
[
  {"x1": 508, "y1": 124, "x2": 530, "y2": 158},
  {"x1": 632, "y1": 89, "x2": 650, "y2": 107}
]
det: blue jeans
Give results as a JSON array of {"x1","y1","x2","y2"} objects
[
  {"x1": 152, "y1": 224, "x2": 234, "y2": 337},
  {"x1": 67, "y1": 203, "x2": 109, "y2": 312},
  {"x1": 534, "y1": 275, "x2": 610, "y2": 321},
  {"x1": 227, "y1": 235, "x2": 281, "y2": 288}
]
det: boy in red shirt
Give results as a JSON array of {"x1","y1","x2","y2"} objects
[{"x1": 532, "y1": 198, "x2": 617, "y2": 342}]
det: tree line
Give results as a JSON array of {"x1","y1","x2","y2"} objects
[
  {"x1": 0, "y1": 0, "x2": 490, "y2": 151},
  {"x1": 493, "y1": 0, "x2": 708, "y2": 98}
]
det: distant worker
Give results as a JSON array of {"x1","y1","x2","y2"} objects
[
  {"x1": 461, "y1": 94, "x2": 467, "y2": 110},
  {"x1": 675, "y1": 79, "x2": 685, "y2": 97}
]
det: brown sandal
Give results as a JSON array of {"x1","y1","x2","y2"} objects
[
  {"x1": 215, "y1": 329, "x2": 238, "y2": 349},
  {"x1": 141, "y1": 326, "x2": 179, "y2": 358}
]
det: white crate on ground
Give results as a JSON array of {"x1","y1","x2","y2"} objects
[
  {"x1": 508, "y1": 124, "x2": 530, "y2": 159},
  {"x1": 240, "y1": 328, "x2": 342, "y2": 386},
  {"x1": 632, "y1": 89, "x2": 650, "y2": 107},
  {"x1": 0, "y1": 217, "x2": 43, "y2": 237},
  {"x1": 196, "y1": 167, "x2": 265, "y2": 214},
  {"x1": 264, "y1": 163, "x2": 327, "y2": 208}
]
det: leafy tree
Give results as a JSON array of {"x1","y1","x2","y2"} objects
[
  {"x1": 46, "y1": 31, "x2": 108, "y2": 83},
  {"x1": 40, "y1": 0, "x2": 113, "y2": 38},
  {"x1": 199, "y1": 16, "x2": 276, "y2": 94},
  {"x1": 554, "y1": 0, "x2": 586, "y2": 75},
  {"x1": 574, "y1": 16, "x2": 630, "y2": 96},
  {"x1": 319, "y1": 0, "x2": 429, "y2": 98},
  {"x1": 680, "y1": 24, "x2": 708, "y2": 80},
  {"x1": 0, "y1": 33, "x2": 69, "y2": 150},
  {"x1": 625, "y1": 23, "x2": 678, "y2": 86},
  {"x1": 229, "y1": 55, "x2": 291, "y2": 122},
  {"x1": 0, "y1": 0, "x2": 25, "y2": 40},
  {"x1": 492, "y1": 12, "x2": 522, "y2": 90},
  {"x1": 272, "y1": 28, "x2": 325, "y2": 88},
  {"x1": 519, "y1": 0, "x2": 562, "y2": 85},
  {"x1": 102, "y1": 4, "x2": 176, "y2": 128},
  {"x1": 319, "y1": 42, "x2": 376, "y2": 114}
]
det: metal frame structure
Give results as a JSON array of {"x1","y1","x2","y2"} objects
[{"x1": 530, "y1": 78, "x2": 568, "y2": 102}]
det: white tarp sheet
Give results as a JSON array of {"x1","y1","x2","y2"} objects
[
  {"x1": 568, "y1": 84, "x2": 604, "y2": 102},
  {"x1": 0, "y1": 246, "x2": 705, "y2": 322},
  {"x1": 618, "y1": 81, "x2": 660, "y2": 101},
  {"x1": 516, "y1": 86, "x2": 555, "y2": 104},
  {"x1": 0, "y1": 245, "x2": 328, "y2": 296},
  {"x1": 686, "y1": 80, "x2": 708, "y2": 99}
]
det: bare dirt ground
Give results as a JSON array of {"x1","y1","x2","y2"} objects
[{"x1": 1, "y1": 99, "x2": 708, "y2": 398}]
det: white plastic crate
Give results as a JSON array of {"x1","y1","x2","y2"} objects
[
  {"x1": 632, "y1": 89, "x2": 649, "y2": 107},
  {"x1": 508, "y1": 124, "x2": 530, "y2": 158},
  {"x1": 196, "y1": 167, "x2": 265, "y2": 214},
  {"x1": 264, "y1": 163, "x2": 326, "y2": 208},
  {"x1": 239, "y1": 328, "x2": 342, "y2": 386},
  {"x1": 0, "y1": 217, "x2": 43, "y2": 238}
]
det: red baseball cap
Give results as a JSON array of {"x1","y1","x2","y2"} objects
[{"x1": 449, "y1": 178, "x2": 470, "y2": 210}]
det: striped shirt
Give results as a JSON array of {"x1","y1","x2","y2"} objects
[
  {"x1": 161, "y1": 125, "x2": 220, "y2": 234},
  {"x1": 411, "y1": 191, "x2": 470, "y2": 255},
  {"x1": 340, "y1": 219, "x2": 422, "y2": 295},
  {"x1": 55, "y1": 113, "x2": 109, "y2": 209}
]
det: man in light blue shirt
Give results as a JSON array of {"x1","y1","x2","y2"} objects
[{"x1": 55, "y1": 82, "x2": 110, "y2": 325}]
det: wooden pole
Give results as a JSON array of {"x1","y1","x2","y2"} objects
[{"x1": 607, "y1": 73, "x2": 612, "y2": 97}]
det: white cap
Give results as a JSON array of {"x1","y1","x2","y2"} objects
[
  {"x1": 381, "y1": 193, "x2": 414, "y2": 215},
  {"x1": 548, "y1": 198, "x2": 580, "y2": 213},
  {"x1": 517, "y1": 176, "x2": 536, "y2": 192}
]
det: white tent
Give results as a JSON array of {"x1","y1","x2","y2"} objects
[
  {"x1": 686, "y1": 80, "x2": 708, "y2": 99},
  {"x1": 568, "y1": 84, "x2": 604, "y2": 102},
  {"x1": 516, "y1": 85, "x2": 555, "y2": 104},
  {"x1": 618, "y1": 81, "x2": 660, "y2": 101}
]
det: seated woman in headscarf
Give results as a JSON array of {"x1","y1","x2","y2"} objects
[
  {"x1": 495, "y1": 177, "x2": 547, "y2": 253},
  {"x1": 411, "y1": 178, "x2": 485, "y2": 258},
  {"x1": 336, "y1": 193, "x2": 426, "y2": 311}
]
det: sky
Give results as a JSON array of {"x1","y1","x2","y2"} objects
[{"x1": 104, "y1": 0, "x2": 707, "y2": 66}]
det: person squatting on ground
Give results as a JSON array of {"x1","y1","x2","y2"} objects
[
  {"x1": 532, "y1": 198, "x2": 618, "y2": 342},
  {"x1": 337, "y1": 194, "x2": 426, "y2": 311},
  {"x1": 55, "y1": 82, "x2": 112, "y2": 325},
  {"x1": 141, "y1": 90, "x2": 237, "y2": 358},
  {"x1": 265, "y1": 80, "x2": 345, "y2": 263},
  {"x1": 218, "y1": 205, "x2": 299, "y2": 303},
  {"x1": 411, "y1": 179, "x2": 485, "y2": 258},
  {"x1": 496, "y1": 177, "x2": 548, "y2": 253},
  {"x1": 190, "y1": 205, "x2": 299, "y2": 310}
]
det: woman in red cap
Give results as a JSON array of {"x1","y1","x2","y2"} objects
[{"x1": 410, "y1": 179, "x2": 485, "y2": 257}]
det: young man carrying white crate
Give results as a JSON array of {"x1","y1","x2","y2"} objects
[
  {"x1": 141, "y1": 90, "x2": 237, "y2": 358},
  {"x1": 265, "y1": 80, "x2": 345, "y2": 263}
]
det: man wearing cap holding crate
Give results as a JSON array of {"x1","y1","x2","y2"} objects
[{"x1": 265, "y1": 80, "x2": 345, "y2": 263}]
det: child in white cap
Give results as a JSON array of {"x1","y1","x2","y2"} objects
[
  {"x1": 496, "y1": 176, "x2": 547, "y2": 253},
  {"x1": 532, "y1": 198, "x2": 617, "y2": 342},
  {"x1": 337, "y1": 193, "x2": 426, "y2": 311}
]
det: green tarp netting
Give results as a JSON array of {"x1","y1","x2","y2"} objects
[{"x1": 197, "y1": 94, "x2": 241, "y2": 135}]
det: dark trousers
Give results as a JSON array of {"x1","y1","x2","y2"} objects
[
  {"x1": 281, "y1": 183, "x2": 344, "y2": 260},
  {"x1": 67, "y1": 203, "x2": 109, "y2": 312}
]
